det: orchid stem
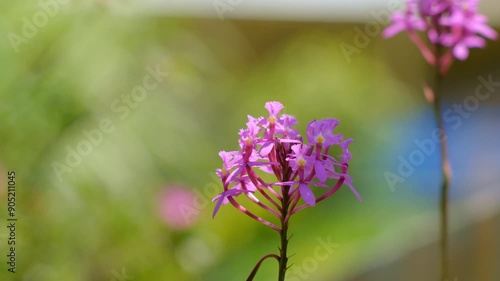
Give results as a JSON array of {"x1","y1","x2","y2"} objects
[
  {"x1": 432, "y1": 44, "x2": 451, "y2": 281},
  {"x1": 278, "y1": 185, "x2": 290, "y2": 281}
]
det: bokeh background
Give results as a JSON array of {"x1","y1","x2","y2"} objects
[{"x1": 1, "y1": 1, "x2": 499, "y2": 281}]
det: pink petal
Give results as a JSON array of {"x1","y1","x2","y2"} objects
[
  {"x1": 412, "y1": 19, "x2": 427, "y2": 31},
  {"x1": 212, "y1": 194, "x2": 226, "y2": 218},
  {"x1": 428, "y1": 29, "x2": 439, "y2": 44},
  {"x1": 212, "y1": 189, "x2": 252, "y2": 218},
  {"x1": 472, "y1": 22, "x2": 498, "y2": 40},
  {"x1": 264, "y1": 101, "x2": 284, "y2": 116},
  {"x1": 226, "y1": 165, "x2": 244, "y2": 183},
  {"x1": 314, "y1": 161, "x2": 327, "y2": 182},
  {"x1": 259, "y1": 141, "x2": 274, "y2": 157},
  {"x1": 453, "y1": 43, "x2": 469, "y2": 60},
  {"x1": 344, "y1": 180, "x2": 363, "y2": 202},
  {"x1": 299, "y1": 183, "x2": 316, "y2": 207},
  {"x1": 463, "y1": 36, "x2": 485, "y2": 48},
  {"x1": 383, "y1": 23, "x2": 405, "y2": 38},
  {"x1": 259, "y1": 165, "x2": 274, "y2": 174},
  {"x1": 278, "y1": 139, "x2": 301, "y2": 143}
]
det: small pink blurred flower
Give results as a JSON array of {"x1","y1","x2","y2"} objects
[{"x1": 159, "y1": 185, "x2": 199, "y2": 230}]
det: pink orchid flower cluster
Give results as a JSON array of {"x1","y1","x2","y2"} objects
[
  {"x1": 212, "y1": 101, "x2": 362, "y2": 232},
  {"x1": 383, "y1": 0, "x2": 497, "y2": 73}
]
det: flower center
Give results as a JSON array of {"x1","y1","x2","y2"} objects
[
  {"x1": 297, "y1": 157, "x2": 306, "y2": 168},
  {"x1": 315, "y1": 134, "x2": 325, "y2": 144}
]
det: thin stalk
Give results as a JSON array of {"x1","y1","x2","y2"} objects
[
  {"x1": 277, "y1": 143, "x2": 294, "y2": 281},
  {"x1": 246, "y1": 254, "x2": 280, "y2": 281},
  {"x1": 247, "y1": 167, "x2": 282, "y2": 210},
  {"x1": 278, "y1": 185, "x2": 290, "y2": 281},
  {"x1": 432, "y1": 44, "x2": 452, "y2": 281},
  {"x1": 228, "y1": 197, "x2": 281, "y2": 232}
]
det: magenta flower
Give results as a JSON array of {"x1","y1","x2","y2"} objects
[
  {"x1": 288, "y1": 144, "x2": 314, "y2": 174},
  {"x1": 382, "y1": 7, "x2": 427, "y2": 38},
  {"x1": 216, "y1": 150, "x2": 239, "y2": 178},
  {"x1": 417, "y1": 0, "x2": 450, "y2": 16},
  {"x1": 276, "y1": 114, "x2": 299, "y2": 139},
  {"x1": 212, "y1": 101, "x2": 361, "y2": 219},
  {"x1": 439, "y1": 3, "x2": 498, "y2": 60},
  {"x1": 383, "y1": 0, "x2": 497, "y2": 71},
  {"x1": 262, "y1": 101, "x2": 284, "y2": 127},
  {"x1": 212, "y1": 188, "x2": 252, "y2": 218},
  {"x1": 306, "y1": 119, "x2": 342, "y2": 149}
]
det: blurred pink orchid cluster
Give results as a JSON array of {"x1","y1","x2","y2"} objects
[{"x1": 383, "y1": 0, "x2": 497, "y2": 73}]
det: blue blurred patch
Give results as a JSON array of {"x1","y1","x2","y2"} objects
[{"x1": 384, "y1": 104, "x2": 500, "y2": 201}]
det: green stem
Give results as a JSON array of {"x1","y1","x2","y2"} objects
[
  {"x1": 278, "y1": 186, "x2": 290, "y2": 281},
  {"x1": 432, "y1": 44, "x2": 451, "y2": 281}
]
